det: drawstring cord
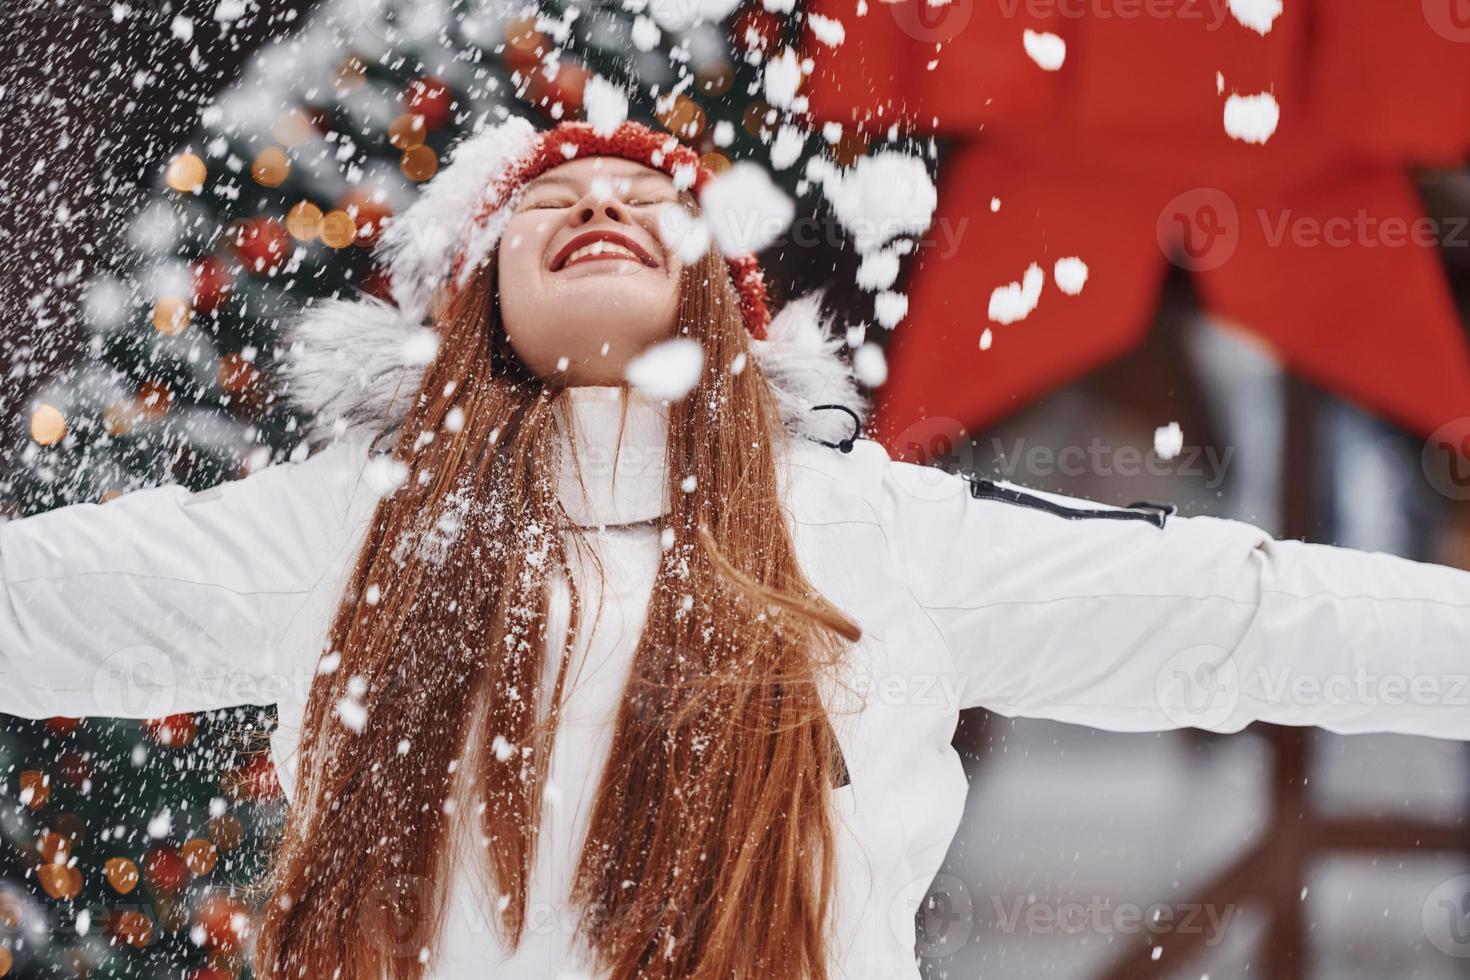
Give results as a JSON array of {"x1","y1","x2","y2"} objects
[{"x1": 810, "y1": 404, "x2": 862, "y2": 454}]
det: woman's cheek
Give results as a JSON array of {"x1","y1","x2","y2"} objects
[{"x1": 495, "y1": 224, "x2": 549, "y2": 340}]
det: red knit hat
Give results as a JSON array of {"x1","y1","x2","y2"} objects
[{"x1": 445, "y1": 120, "x2": 773, "y2": 340}]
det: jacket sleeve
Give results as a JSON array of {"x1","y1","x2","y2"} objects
[
  {"x1": 878, "y1": 455, "x2": 1470, "y2": 741},
  {"x1": 0, "y1": 434, "x2": 378, "y2": 720}
]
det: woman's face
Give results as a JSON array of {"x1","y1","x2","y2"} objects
[{"x1": 497, "y1": 156, "x2": 687, "y2": 385}]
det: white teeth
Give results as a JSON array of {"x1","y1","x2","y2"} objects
[{"x1": 561, "y1": 239, "x2": 642, "y2": 268}]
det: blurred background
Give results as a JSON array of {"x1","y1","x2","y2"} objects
[{"x1": 2, "y1": 0, "x2": 1470, "y2": 977}]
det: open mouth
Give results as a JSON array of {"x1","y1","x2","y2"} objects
[{"x1": 550, "y1": 231, "x2": 659, "y2": 272}]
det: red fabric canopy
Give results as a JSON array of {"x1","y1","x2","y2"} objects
[{"x1": 805, "y1": 0, "x2": 1470, "y2": 443}]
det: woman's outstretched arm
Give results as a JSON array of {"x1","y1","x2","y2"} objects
[
  {"x1": 0, "y1": 433, "x2": 376, "y2": 720},
  {"x1": 870, "y1": 449, "x2": 1470, "y2": 740}
]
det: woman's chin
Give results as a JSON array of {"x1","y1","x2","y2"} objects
[
  {"x1": 508, "y1": 318, "x2": 677, "y2": 384},
  {"x1": 544, "y1": 278, "x2": 678, "y2": 335}
]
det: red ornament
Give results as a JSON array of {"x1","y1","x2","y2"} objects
[
  {"x1": 732, "y1": 6, "x2": 783, "y2": 51},
  {"x1": 404, "y1": 76, "x2": 453, "y2": 130},
  {"x1": 110, "y1": 909, "x2": 156, "y2": 948},
  {"x1": 58, "y1": 750, "x2": 91, "y2": 789},
  {"x1": 227, "y1": 217, "x2": 291, "y2": 275},
  {"x1": 340, "y1": 187, "x2": 394, "y2": 248},
  {"x1": 529, "y1": 62, "x2": 590, "y2": 115},
  {"x1": 190, "y1": 256, "x2": 233, "y2": 314},
  {"x1": 144, "y1": 713, "x2": 197, "y2": 748},
  {"x1": 233, "y1": 754, "x2": 283, "y2": 801},
  {"x1": 361, "y1": 265, "x2": 394, "y2": 302},
  {"x1": 193, "y1": 894, "x2": 249, "y2": 951},
  {"x1": 143, "y1": 846, "x2": 189, "y2": 895},
  {"x1": 43, "y1": 717, "x2": 80, "y2": 736}
]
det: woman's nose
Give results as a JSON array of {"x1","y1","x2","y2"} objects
[{"x1": 571, "y1": 192, "x2": 632, "y2": 227}]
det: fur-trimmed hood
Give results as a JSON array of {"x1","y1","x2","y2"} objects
[{"x1": 279, "y1": 288, "x2": 867, "y2": 450}]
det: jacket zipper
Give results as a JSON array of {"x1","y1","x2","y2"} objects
[{"x1": 967, "y1": 477, "x2": 1174, "y2": 529}]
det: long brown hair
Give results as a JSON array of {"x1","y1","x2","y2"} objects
[{"x1": 256, "y1": 246, "x2": 861, "y2": 979}]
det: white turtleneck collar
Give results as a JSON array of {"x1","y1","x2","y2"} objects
[{"x1": 553, "y1": 386, "x2": 670, "y2": 528}]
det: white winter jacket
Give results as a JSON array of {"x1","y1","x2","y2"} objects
[{"x1": 5, "y1": 335, "x2": 1470, "y2": 977}]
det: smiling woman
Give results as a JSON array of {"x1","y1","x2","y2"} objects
[{"x1": 498, "y1": 159, "x2": 686, "y2": 384}]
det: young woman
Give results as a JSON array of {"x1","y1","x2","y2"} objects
[{"x1": 3, "y1": 117, "x2": 1469, "y2": 979}]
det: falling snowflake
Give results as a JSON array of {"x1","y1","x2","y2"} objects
[
  {"x1": 1223, "y1": 92, "x2": 1280, "y2": 144},
  {"x1": 625, "y1": 338, "x2": 706, "y2": 401},
  {"x1": 988, "y1": 263, "x2": 1045, "y2": 325},
  {"x1": 1053, "y1": 257, "x2": 1089, "y2": 296},
  {"x1": 1154, "y1": 422, "x2": 1185, "y2": 460},
  {"x1": 1228, "y1": 0, "x2": 1282, "y2": 35},
  {"x1": 1023, "y1": 30, "x2": 1067, "y2": 71},
  {"x1": 700, "y1": 163, "x2": 794, "y2": 256},
  {"x1": 585, "y1": 76, "x2": 630, "y2": 137},
  {"x1": 853, "y1": 344, "x2": 889, "y2": 387}
]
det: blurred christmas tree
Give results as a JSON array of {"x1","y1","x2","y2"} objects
[{"x1": 0, "y1": 0, "x2": 859, "y2": 975}]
